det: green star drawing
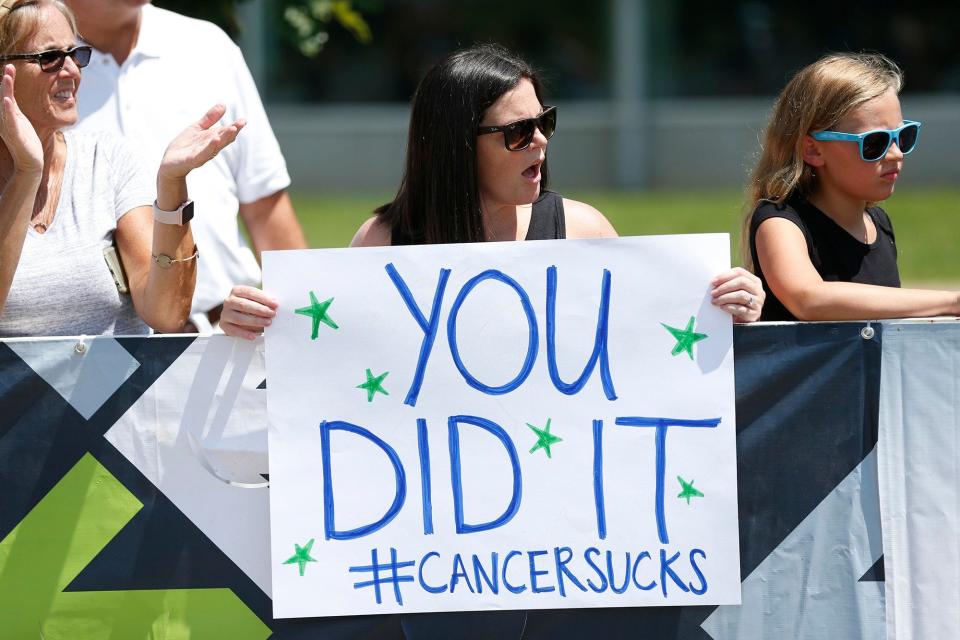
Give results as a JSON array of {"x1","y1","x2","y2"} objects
[
  {"x1": 357, "y1": 369, "x2": 389, "y2": 402},
  {"x1": 527, "y1": 418, "x2": 563, "y2": 458},
  {"x1": 283, "y1": 538, "x2": 317, "y2": 577},
  {"x1": 661, "y1": 316, "x2": 708, "y2": 360},
  {"x1": 295, "y1": 291, "x2": 339, "y2": 340},
  {"x1": 677, "y1": 476, "x2": 705, "y2": 505}
]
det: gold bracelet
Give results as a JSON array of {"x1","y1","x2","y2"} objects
[{"x1": 152, "y1": 246, "x2": 199, "y2": 269}]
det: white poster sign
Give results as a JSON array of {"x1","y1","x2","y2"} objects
[{"x1": 263, "y1": 236, "x2": 740, "y2": 618}]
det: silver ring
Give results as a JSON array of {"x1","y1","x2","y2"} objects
[{"x1": 746, "y1": 295, "x2": 755, "y2": 308}]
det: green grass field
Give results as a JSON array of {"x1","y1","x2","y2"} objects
[{"x1": 290, "y1": 187, "x2": 960, "y2": 285}]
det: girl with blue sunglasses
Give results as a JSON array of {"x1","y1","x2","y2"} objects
[{"x1": 743, "y1": 52, "x2": 959, "y2": 320}]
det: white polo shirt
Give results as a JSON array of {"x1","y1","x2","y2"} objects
[{"x1": 73, "y1": 4, "x2": 291, "y2": 316}]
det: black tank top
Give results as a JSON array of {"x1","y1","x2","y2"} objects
[
  {"x1": 749, "y1": 194, "x2": 900, "y2": 321},
  {"x1": 390, "y1": 190, "x2": 566, "y2": 245},
  {"x1": 525, "y1": 190, "x2": 566, "y2": 240}
]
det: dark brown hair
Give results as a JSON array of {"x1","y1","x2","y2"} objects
[{"x1": 376, "y1": 43, "x2": 549, "y2": 244}]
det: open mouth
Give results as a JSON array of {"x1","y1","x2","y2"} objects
[
  {"x1": 522, "y1": 161, "x2": 542, "y2": 181},
  {"x1": 53, "y1": 86, "x2": 75, "y2": 102}
]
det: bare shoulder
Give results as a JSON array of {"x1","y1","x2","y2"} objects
[
  {"x1": 350, "y1": 216, "x2": 393, "y2": 247},
  {"x1": 562, "y1": 198, "x2": 618, "y2": 239},
  {"x1": 754, "y1": 215, "x2": 808, "y2": 249}
]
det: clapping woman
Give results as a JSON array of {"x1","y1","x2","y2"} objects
[{"x1": 0, "y1": 0, "x2": 244, "y2": 336}]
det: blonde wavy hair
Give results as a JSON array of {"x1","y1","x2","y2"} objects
[
  {"x1": 0, "y1": 0, "x2": 77, "y2": 56},
  {"x1": 741, "y1": 52, "x2": 904, "y2": 269}
]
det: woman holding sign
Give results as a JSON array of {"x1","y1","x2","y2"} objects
[
  {"x1": 220, "y1": 44, "x2": 764, "y2": 338},
  {"x1": 356, "y1": 45, "x2": 614, "y2": 246}
]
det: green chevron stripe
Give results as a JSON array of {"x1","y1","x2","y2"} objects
[{"x1": 0, "y1": 453, "x2": 271, "y2": 639}]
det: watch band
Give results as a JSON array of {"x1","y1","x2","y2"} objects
[
  {"x1": 153, "y1": 199, "x2": 195, "y2": 225},
  {"x1": 152, "y1": 246, "x2": 200, "y2": 269}
]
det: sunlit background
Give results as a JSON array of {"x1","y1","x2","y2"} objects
[{"x1": 155, "y1": 0, "x2": 960, "y2": 282}]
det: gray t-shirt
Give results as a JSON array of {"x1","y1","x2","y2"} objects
[{"x1": 0, "y1": 131, "x2": 155, "y2": 337}]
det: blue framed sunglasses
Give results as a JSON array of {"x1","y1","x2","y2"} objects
[{"x1": 810, "y1": 120, "x2": 921, "y2": 162}]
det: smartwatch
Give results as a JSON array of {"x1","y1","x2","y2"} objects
[{"x1": 153, "y1": 199, "x2": 194, "y2": 225}]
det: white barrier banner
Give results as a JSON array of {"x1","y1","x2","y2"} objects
[
  {"x1": 879, "y1": 321, "x2": 960, "y2": 640},
  {"x1": 263, "y1": 236, "x2": 741, "y2": 618}
]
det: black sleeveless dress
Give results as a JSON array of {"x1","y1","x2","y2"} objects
[
  {"x1": 390, "y1": 190, "x2": 566, "y2": 244},
  {"x1": 748, "y1": 194, "x2": 900, "y2": 321}
]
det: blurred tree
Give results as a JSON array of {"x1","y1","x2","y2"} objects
[
  {"x1": 153, "y1": 0, "x2": 245, "y2": 37},
  {"x1": 260, "y1": 0, "x2": 609, "y2": 103},
  {"x1": 282, "y1": 0, "x2": 372, "y2": 57},
  {"x1": 154, "y1": 0, "x2": 372, "y2": 55}
]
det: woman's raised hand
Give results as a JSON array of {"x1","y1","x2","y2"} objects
[
  {"x1": 157, "y1": 103, "x2": 245, "y2": 183},
  {"x1": 0, "y1": 65, "x2": 43, "y2": 175},
  {"x1": 711, "y1": 267, "x2": 766, "y2": 323}
]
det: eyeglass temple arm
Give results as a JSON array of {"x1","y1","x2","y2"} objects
[{"x1": 810, "y1": 131, "x2": 860, "y2": 141}]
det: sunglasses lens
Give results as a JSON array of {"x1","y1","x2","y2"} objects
[
  {"x1": 503, "y1": 120, "x2": 535, "y2": 151},
  {"x1": 37, "y1": 51, "x2": 64, "y2": 72},
  {"x1": 539, "y1": 108, "x2": 557, "y2": 140},
  {"x1": 862, "y1": 131, "x2": 890, "y2": 161},
  {"x1": 898, "y1": 124, "x2": 919, "y2": 154},
  {"x1": 74, "y1": 47, "x2": 91, "y2": 68}
]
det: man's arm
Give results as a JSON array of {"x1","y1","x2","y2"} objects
[{"x1": 239, "y1": 189, "x2": 308, "y2": 259}]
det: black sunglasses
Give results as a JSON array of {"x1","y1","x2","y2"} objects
[
  {"x1": 477, "y1": 106, "x2": 557, "y2": 151},
  {"x1": 0, "y1": 45, "x2": 92, "y2": 73}
]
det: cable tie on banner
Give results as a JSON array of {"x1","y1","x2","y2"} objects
[
  {"x1": 860, "y1": 321, "x2": 875, "y2": 340},
  {"x1": 74, "y1": 335, "x2": 87, "y2": 354}
]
